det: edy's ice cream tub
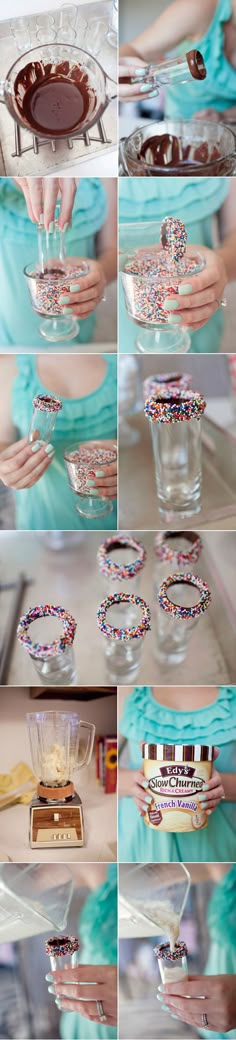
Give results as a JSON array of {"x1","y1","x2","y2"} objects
[{"x1": 142, "y1": 743, "x2": 213, "y2": 833}]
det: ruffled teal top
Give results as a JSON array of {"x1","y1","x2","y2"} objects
[
  {"x1": 0, "y1": 178, "x2": 107, "y2": 347},
  {"x1": 199, "y1": 866, "x2": 236, "y2": 1039},
  {"x1": 60, "y1": 865, "x2": 117, "y2": 1040},
  {"x1": 119, "y1": 177, "x2": 229, "y2": 354},
  {"x1": 166, "y1": 0, "x2": 236, "y2": 118},
  {"x1": 119, "y1": 686, "x2": 236, "y2": 863},
  {"x1": 12, "y1": 354, "x2": 117, "y2": 530}
]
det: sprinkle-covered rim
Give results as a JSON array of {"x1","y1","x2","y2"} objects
[
  {"x1": 154, "y1": 532, "x2": 202, "y2": 565},
  {"x1": 33, "y1": 393, "x2": 62, "y2": 413},
  {"x1": 144, "y1": 388, "x2": 206, "y2": 423},
  {"x1": 153, "y1": 941, "x2": 188, "y2": 962},
  {"x1": 143, "y1": 372, "x2": 192, "y2": 400},
  {"x1": 97, "y1": 535, "x2": 146, "y2": 580},
  {"x1": 17, "y1": 604, "x2": 77, "y2": 659},
  {"x1": 45, "y1": 936, "x2": 80, "y2": 957},
  {"x1": 158, "y1": 572, "x2": 211, "y2": 619},
  {"x1": 97, "y1": 593, "x2": 151, "y2": 641},
  {"x1": 160, "y1": 216, "x2": 187, "y2": 263}
]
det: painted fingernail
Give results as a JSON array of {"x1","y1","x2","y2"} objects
[
  {"x1": 144, "y1": 88, "x2": 159, "y2": 98},
  {"x1": 94, "y1": 470, "x2": 105, "y2": 477},
  {"x1": 86, "y1": 479, "x2": 95, "y2": 486},
  {"x1": 134, "y1": 67, "x2": 146, "y2": 77},
  {"x1": 145, "y1": 795, "x2": 152, "y2": 804},
  {"x1": 202, "y1": 783, "x2": 209, "y2": 791},
  {"x1": 158, "y1": 985, "x2": 164, "y2": 993},
  {"x1": 198, "y1": 794, "x2": 208, "y2": 803},
  {"x1": 63, "y1": 221, "x2": 69, "y2": 231},
  {"x1": 167, "y1": 314, "x2": 182, "y2": 324},
  {"x1": 141, "y1": 803, "x2": 148, "y2": 811},
  {"x1": 70, "y1": 283, "x2": 81, "y2": 292},
  {"x1": 45, "y1": 974, "x2": 54, "y2": 982},
  {"x1": 141, "y1": 779, "x2": 149, "y2": 788},
  {"x1": 48, "y1": 985, "x2": 56, "y2": 994},
  {"x1": 55, "y1": 999, "x2": 63, "y2": 1009},
  {"x1": 31, "y1": 440, "x2": 42, "y2": 452},
  {"x1": 163, "y1": 298, "x2": 179, "y2": 311},
  {"x1": 178, "y1": 283, "x2": 193, "y2": 295},
  {"x1": 48, "y1": 221, "x2": 55, "y2": 232},
  {"x1": 63, "y1": 307, "x2": 74, "y2": 314},
  {"x1": 91, "y1": 489, "x2": 99, "y2": 496},
  {"x1": 61, "y1": 295, "x2": 71, "y2": 304},
  {"x1": 207, "y1": 809, "x2": 212, "y2": 815},
  {"x1": 45, "y1": 444, "x2": 54, "y2": 456},
  {"x1": 39, "y1": 213, "x2": 44, "y2": 225}
]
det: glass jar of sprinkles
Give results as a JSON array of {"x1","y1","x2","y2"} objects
[
  {"x1": 64, "y1": 440, "x2": 117, "y2": 520},
  {"x1": 144, "y1": 387, "x2": 206, "y2": 520}
]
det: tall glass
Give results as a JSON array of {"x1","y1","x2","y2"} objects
[
  {"x1": 28, "y1": 393, "x2": 62, "y2": 446},
  {"x1": 145, "y1": 388, "x2": 206, "y2": 520},
  {"x1": 97, "y1": 594, "x2": 151, "y2": 682},
  {"x1": 64, "y1": 441, "x2": 117, "y2": 519},
  {"x1": 119, "y1": 356, "x2": 143, "y2": 446},
  {"x1": 155, "y1": 572, "x2": 211, "y2": 665}
]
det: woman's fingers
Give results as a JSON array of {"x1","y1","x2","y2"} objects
[
  {"x1": 27, "y1": 179, "x2": 44, "y2": 223},
  {"x1": 51, "y1": 966, "x2": 106, "y2": 984},
  {"x1": 0, "y1": 442, "x2": 54, "y2": 488},
  {"x1": 54, "y1": 983, "x2": 106, "y2": 1001},
  {"x1": 62, "y1": 287, "x2": 99, "y2": 308},
  {"x1": 174, "y1": 301, "x2": 219, "y2": 327},
  {"x1": 165, "y1": 286, "x2": 220, "y2": 313},
  {"x1": 57, "y1": 178, "x2": 77, "y2": 230},
  {"x1": 43, "y1": 180, "x2": 60, "y2": 230},
  {"x1": 15, "y1": 453, "x2": 54, "y2": 489}
]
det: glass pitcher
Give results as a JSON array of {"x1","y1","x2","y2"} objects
[
  {"x1": 119, "y1": 863, "x2": 190, "y2": 942},
  {"x1": 0, "y1": 863, "x2": 74, "y2": 942}
]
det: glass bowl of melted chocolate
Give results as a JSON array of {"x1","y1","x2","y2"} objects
[
  {"x1": 121, "y1": 118, "x2": 236, "y2": 176},
  {"x1": 1, "y1": 44, "x2": 116, "y2": 138}
]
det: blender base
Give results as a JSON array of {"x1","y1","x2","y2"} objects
[
  {"x1": 29, "y1": 792, "x2": 84, "y2": 848},
  {"x1": 135, "y1": 328, "x2": 191, "y2": 354},
  {"x1": 39, "y1": 317, "x2": 79, "y2": 342}
]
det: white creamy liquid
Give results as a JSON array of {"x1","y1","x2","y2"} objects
[
  {"x1": 141, "y1": 899, "x2": 180, "y2": 951},
  {"x1": 161, "y1": 963, "x2": 187, "y2": 983}
]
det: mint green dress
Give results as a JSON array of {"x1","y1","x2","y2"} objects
[
  {"x1": 200, "y1": 866, "x2": 236, "y2": 1040},
  {"x1": 12, "y1": 354, "x2": 117, "y2": 530},
  {"x1": 60, "y1": 865, "x2": 117, "y2": 1040},
  {"x1": 119, "y1": 686, "x2": 236, "y2": 863},
  {"x1": 119, "y1": 177, "x2": 229, "y2": 354},
  {"x1": 0, "y1": 179, "x2": 107, "y2": 347},
  {"x1": 166, "y1": 0, "x2": 236, "y2": 119}
]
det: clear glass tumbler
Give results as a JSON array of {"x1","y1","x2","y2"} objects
[
  {"x1": 17, "y1": 605, "x2": 77, "y2": 685},
  {"x1": 97, "y1": 594, "x2": 151, "y2": 682},
  {"x1": 154, "y1": 940, "x2": 188, "y2": 985},
  {"x1": 64, "y1": 441, "x2": 117, "y2": 519},
  {"x1": 155, "y1": 572, "x2": 211, "y2": 665},
  {"x1": 28, "y1": 393, "x2": 62, "y2": 446},
  {"x1": 45, "y1": 934, "x2": 79, "y2": 971},
  {"x1": 107, "y1": 0, "x2": 118, "y2": 47},
  {"x1": 29, "y1": 644, "x2": 77, "y2": 685},
  {"x1": 145, "y1": 388, "x2": 206, "y2": 520},
  {"x1": 97, "y1": 534, "x2": 146, "y2": 625},
  {"x1": 154, "y1": 531, "x2": 202, "y2": 592},
  {"x1": 119, "y1": 356, "x2": 144, "y2": 446}
]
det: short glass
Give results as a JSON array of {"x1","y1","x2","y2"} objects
[
  {"x1": 64, "y1": 440, "x2": 117, "y2": 519},
  {"x1": 28, "y1": 392, "x2": 62, "y2": 446},
  {"x1": 17, "y1": 605, "x2": 77, "y2": 686},
  {"x1": 56, "y1": 4, "x2": 78, "y2": 43},
  {"x1": 45, "y1": 935, "x2": 79, "y2": 973},
  {"x1": 107, "y1": 0, "x2": 118, "y2": 47},
  {"x1": 154, "y1": 941, "x2": 188, "y2": 986},
  {"x1": 35, "y1": 14, "x2": 56, "y2": 44},
  {"x1": 155, "y1": 572, "x2": 211, "y2": 665},
  {"x1": 24, "y1": 260, "x2": 88, "y2": 343},
  {"x1": 145, "y1": 388, "x2": 206, "y2": 520},
  {"x1": 10, "y1": 17, "x2": 32, "y2": 52},
  {"x1": 154, "y1": 531, "x2": 202, "y2": 591},
  {"x1": 86, "y1": 17, "x2": 108, "y2": 56},
  {"x1": 97, "y1": 593, "x2": 151, "y2": 683},
  {"x1": 29, "y1": 644, "x2": 77, "y2": 685},
  {"x1": 97, "y1": 534, "x2": 146, "y2": 624},
  {"x1": 119, "y1": 356, "x2": 144, "y2": 446}
]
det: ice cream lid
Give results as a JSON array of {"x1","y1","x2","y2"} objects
[
  {"x1": 45, "y1": 935, "x2": 80, "y2": 957},
  {"x1": 154, "y1": 941, "x2": 188, "y2": 961},
  {"x1": 142, "y1": 743, "x2": 213, "y2": 762}
]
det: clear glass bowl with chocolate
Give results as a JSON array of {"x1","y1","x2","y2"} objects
[
  {"x1": 120, "y1": 118, "x2": 236, "y2": 177},
  {"x1": 0, "y1": 44, "x2": 116, "y2": 138}
]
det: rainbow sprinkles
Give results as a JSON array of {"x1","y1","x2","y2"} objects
[{"x1": 17, "y1": 604, "x2": 77, "y2": 659}]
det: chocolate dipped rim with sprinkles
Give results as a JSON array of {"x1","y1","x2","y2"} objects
[
  {"x1": 154, "y1": 532, "x2": 202, "y2": 565},
  {"x1": 97, "y1": 593, "x2": 151, "y2": 641},
  {"x1": 158, "y1": 572, "x2": 211, "y2": 619},
  {"x1": 17, "y1": 604, "x2": 77, "y2": 659},
  {"x1": 144, "y1": 388, "x2": 206, "y2": 423},
  {"x1": 33, "y1": 393, "x2": 62, "y2": 413},
  {"x1": 143, "y1": 372, "x2": 192, "y2": 400},
  {"x1": 45, "y1": 936, "x2": 80, "y2": 957},
  {"x1": 154, "y1": 941, "x2": 188, "y2": 961},
  {"x1": 97, "y1": 535, "x2": 146, "y2": 579}
]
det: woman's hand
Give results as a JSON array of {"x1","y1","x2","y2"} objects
[
  {"x1": 128, "y1": 769, "x2": 152, "y2": 815},
  {"x1": 119, "y1": 56, "x2": 159, "y2": 101},
  {"x1": 0, "y1": 434, "x2": 54, "y2": 489},
  {"x1": 161, "y1": 974, "x2": 236, "y2": 1032},
  {"x1": 60, "y1": 259, "x2": 106, "y2": 319},
  {"x1": 87, "y1": 439, "x2": 117, "y2": 500},
  {"x1": 13, "y1": 177, "x2": 77, "y2": 229},
  {"x1": 197, "y1": 747, "x2": 225, "y2": 815},
  {"x1": 46, "y1": 964, "x2": 117, "y2": 1025},
  {"x1": 163, "y1": 246, "x2": 227, "y2": 331}
]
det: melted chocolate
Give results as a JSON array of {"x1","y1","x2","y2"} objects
[
  {"x1": 186, "y1": 49, "x2": 206, "y2": 81},
  {"x1": 138, "y1": 133, "x2": 221, "y2": 169},
  {"x1": 14, "y1": 60, "x2": 96, "y2": 135}
]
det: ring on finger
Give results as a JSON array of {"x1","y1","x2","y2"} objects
[
  {"x1": 202, "y1": 1012, "x2": 209, "y2": 1026},
  {"x1": 96, "y1": 1000, "x2": 107, "y2": 1022},
  {"x1": 216, "y1": 297, "x2": 227, "y2": 307}
]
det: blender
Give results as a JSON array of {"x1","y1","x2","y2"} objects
[
  {"x1": 119, "y1": 863, "x2": 190, "y2": 943},
  {"x1": 0, "y1": 863, "x2": 73, "y2": 942},
  {"x1": 26, "y1": 711, "x2": 95, "y2": 849}
]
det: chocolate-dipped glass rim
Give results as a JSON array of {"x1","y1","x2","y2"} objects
[{"x1": 154, "y1": 532, "x2": 202, "y2": 565}]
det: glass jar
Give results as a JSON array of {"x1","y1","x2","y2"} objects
[
  {"x1": 142, "y1": 743, "x2": 213, "y2": 833},
  {"x1": 154, "y1": 941, "x2": 188, "y2": 985},
  {"x1": 154, "y1": 531, "x2": 202, "y2": 592},
  {"x1": 97, "y1": 534, "x2": 146, "y2": 625},
  {"x1": 17, "y1": 604, "x2": 77, "y2": 686},
  {"x1": 28, "y1": 392, "x2": 62, "y2": 446},
  {"x1": 64, "y1": 440, "x2": 117, "y2": 519},
  {"x1": 97, "y1": 593, "x2": 151, "y2": 683},
  {"x1": 155, "y1": 571, "x2": 211, "y2": 665},
  {"x1": 145, "y1": 388, "x2": 206, "y2": 520}
]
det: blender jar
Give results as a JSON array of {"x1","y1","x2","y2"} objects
[
  {"x1": 26, "y1": 711, "x2": 95, "y2": 793},
  {"x1": 119, "y1": 863, "x2": 190, "y2": 944},
  {"x1": 0, "y1": 864, "x2": 74, "y2": 942}
]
